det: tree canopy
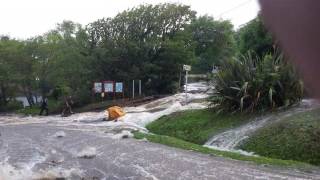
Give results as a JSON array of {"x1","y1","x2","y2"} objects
[
  {"x1": 0, "y1": 4, "x2": 287, "y2": 112},
  {"x1": 188, "y1": 15, "x2": 235, "y2": 72},
  {"x1": 236, "y1": 15, "x2": 274, "y2": 57}
]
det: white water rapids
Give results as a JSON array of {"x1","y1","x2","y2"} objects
[
  {"x1": 204, "y1": 99, "x2": 320, "y2": 155},
  {"x1": 0, "y1": 82, "x2": 211, "y2": 139},
  {"x1": 2, "y1": 82, "x2": 318, "y2": 153},
  {"x1": 0, "y1": 82, "x2": 211, "y2": 179},
  {"x1": 1, "y1": 82, "x2": 320, "y2": 179}
]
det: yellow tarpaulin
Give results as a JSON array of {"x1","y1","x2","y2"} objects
[{"x1": 106, "y1": 106, "x2": 126, "y2": 120}]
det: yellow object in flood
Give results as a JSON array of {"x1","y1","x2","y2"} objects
[{"x1": 107, "y1": 106, "x2": 126, "y2": 120}]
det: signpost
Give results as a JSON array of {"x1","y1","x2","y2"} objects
[
  {"x1": 183, "y1": 64, "x2": 191, "y2": 104},
  {"x1": 93, "y1": 81, "x2": 126, "y2": 100},
  {"x1": 183, "y1": 64, "x2": 191, "y2": 71}
]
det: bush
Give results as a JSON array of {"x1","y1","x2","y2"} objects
[
  {"x1": 73, "y1": 86, "x2": 92, "y2": 107},
  {"x1": 211, "y1": 52, "x2": 303, "y2": 112},
  {"x1": 0, "y1": 100, "x2": 23, "y2": 112}
]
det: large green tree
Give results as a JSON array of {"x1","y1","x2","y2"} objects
[
  {"x1": 0, "y1": 36, "x2": 37, "y2": 106},
  {"x1": 2, "y1": 3, "x2": 270, "y2": 111},
  {"x1": 236, "y1": 15, "x2": 274, "y2": 58},
  {"x1": 188, "y1": 16, "x2": 235, "y2": 73},
  {"x1": 87, "y1": 3, "x2": 196, "y2": 94}
]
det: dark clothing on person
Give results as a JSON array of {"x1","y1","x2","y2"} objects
[{"x1": 39, "y1": 98, "x2": 48, "y2": 116}]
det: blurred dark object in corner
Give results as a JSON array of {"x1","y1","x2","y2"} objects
[{"x1": 259, "y1": 0, "x2": 320, "y2": 98}]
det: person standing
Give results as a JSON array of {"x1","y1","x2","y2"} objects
[
  {"x1": 39, "y1": 97, "x2": 49, "y2": 116},
  {"x1": 61, "y1": 96, "x2": 74, "y2": 116}
]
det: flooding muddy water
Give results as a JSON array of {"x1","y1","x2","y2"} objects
[
  {"x1": 0, "y1": 82, "x2": 210, "y2": 134},
  {"x1": 1, "y1": 82, "x2": 320, "y2": 179}
]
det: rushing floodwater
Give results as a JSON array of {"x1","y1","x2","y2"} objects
[
  {"x1": 0, "y1": 82, "x2": 211, "y2": 135},
  {"x1": 204, "y1": 99, "x2": 320, "y2": 154},
  {"x1": 0, "y1": 82, "x2": 213, "y2": 179},
  {"x1": 1, "y1": 83, "x2": 320, "y2": 179}
]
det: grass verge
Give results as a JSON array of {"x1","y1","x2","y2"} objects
[
  {"x1": 240, "y1": 108, "x2": 320, "y2": 166},
  {"x1": 146, "y1": 109, "x2": 252, "y2": 144},
  {"x1": 16, "y1": 99, "x2": 62, "y2": 115},
  {"x1": 133, "y1": 131, "x2": 313, "y2": 169}
]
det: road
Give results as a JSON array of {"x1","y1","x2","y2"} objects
[
  {"x1": 1, "y1": 83, "x2": 319, "y2": 179},
  {"x1": 1, "y1": 123, "x2": 320, "y2": 180}
]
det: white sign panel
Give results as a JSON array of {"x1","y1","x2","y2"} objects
[
  {"x1": 183, "y1": 64, "x2": 191, "y2": 71},
  {"x1": 94, "y1": 82, "x2": 102, "y2": 93},
  {"x1": 115, "y1": 82, "x2": 123, "y2": 93},
  {"x1": 104, "y1": 82, "x2": 114, "y2": 93}
]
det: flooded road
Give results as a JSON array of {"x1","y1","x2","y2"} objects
[
  {"x1": 0, "y1": 82, "x2": 320, "y2": 179},
  {"x1": 1, "y1": 124, "x2": 320, "y2": 179},
  {"x1": 0, "y1": 82, "x2": 210, "y2": 134}
]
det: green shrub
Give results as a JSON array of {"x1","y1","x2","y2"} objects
[
  {"x1": 211, "y1": 52, "x2": 303, "y2": 112},
  {"x1": 4, "y1": 100, "x2": 23, "y2": 111}
]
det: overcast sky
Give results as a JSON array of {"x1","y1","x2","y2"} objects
[{"x1": 0, "y1": 0, "x2": 260, "y2": 39}]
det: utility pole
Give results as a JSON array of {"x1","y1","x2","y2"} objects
[
  {"x1": 132, "y1": 80, "x2": 135, "y2": 99},
  {"x1": 178, "y1": 70, "x2": 182, "y2": 92},
  {"x1": 139, "y1": 80, "x2": 142, "y2": 96}
]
